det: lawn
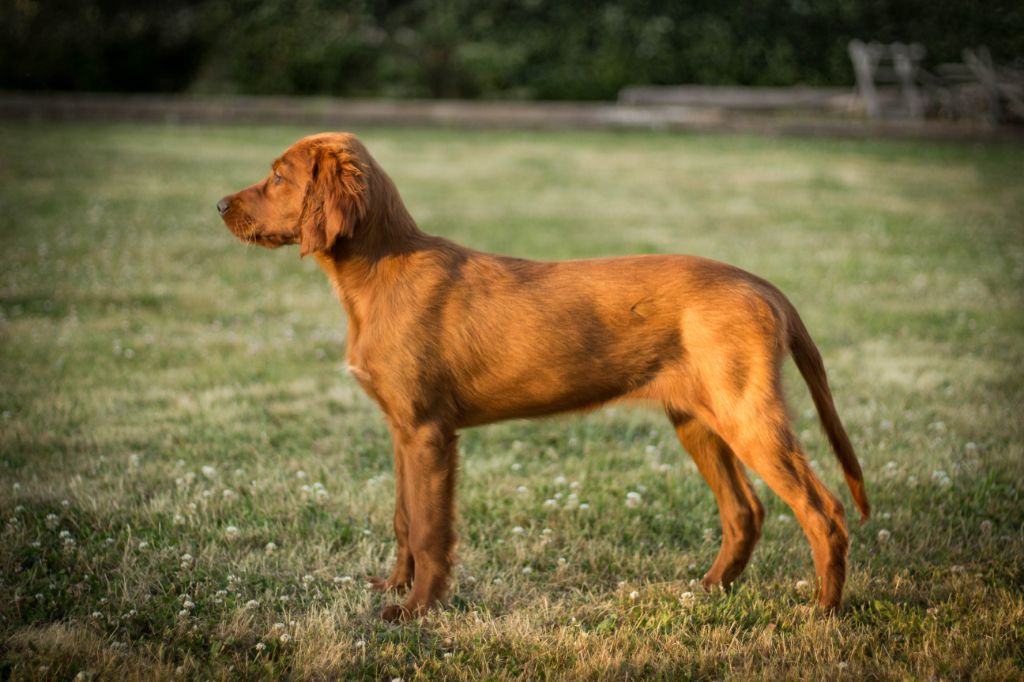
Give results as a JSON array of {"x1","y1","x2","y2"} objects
[{"x1": 1, "y1": 122, "x2": 1022, "y2": 680}]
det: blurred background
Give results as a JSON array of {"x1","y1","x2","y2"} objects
[{"x1": 3, "y1": 0, "x2": 1023, "y2": 130}]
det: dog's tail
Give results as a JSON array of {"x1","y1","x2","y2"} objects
[{"x1": 787, "y1": 304, "x2": 870, "y2": 522}]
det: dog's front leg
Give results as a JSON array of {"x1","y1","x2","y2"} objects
[
  {"x1": 367, "y1": 439, "x2": 415, "y2": 593},
  {"x1": 380, "y1": 422, "x2": 458, "y2": 621}
]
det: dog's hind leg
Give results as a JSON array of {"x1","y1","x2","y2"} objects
[
  {"x1": 669, "y1": 411, "x2": 764, "y2": 589},
  {"x1": 711, "y1": 404, "x2": 850, "y2": 609}
]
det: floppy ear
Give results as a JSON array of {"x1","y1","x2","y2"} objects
[{"x1": 298, "y1": 148, "x2": 368, "y2": 257}]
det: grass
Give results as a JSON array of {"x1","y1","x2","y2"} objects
[{"x1": 1, "y1": 122, "x2": 1022, "y2": 680}]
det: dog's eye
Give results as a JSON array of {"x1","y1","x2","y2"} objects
[{"x1": 273, "y1": 172, "x2": 284, "y2": 185}]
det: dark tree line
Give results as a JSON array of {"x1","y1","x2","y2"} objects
[{"x1": 3, "y1": 0, "x2": 1022, "y2": 99}]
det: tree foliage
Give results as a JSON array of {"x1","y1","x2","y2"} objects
[{"x1": 3, "y1": 0, "x2": 1022, "y2": 99}]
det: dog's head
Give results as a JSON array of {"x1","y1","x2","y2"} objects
[{"x1": 217, "y1": 132, "x2": 372, "y2": 257}]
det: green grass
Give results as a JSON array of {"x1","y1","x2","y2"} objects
[{"x1": 1, "y1": 122, "x2": 1022, "y2": 680}]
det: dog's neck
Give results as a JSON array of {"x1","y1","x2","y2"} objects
[{"x1": 312, "y1": 182, "x2": 441, "y2": 337}]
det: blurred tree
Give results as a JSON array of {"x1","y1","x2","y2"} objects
[{"x1": 1, "y1": 0, "x2": 1021, "y2": 99}]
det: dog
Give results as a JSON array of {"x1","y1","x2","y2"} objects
[{"x1": 217, "y1": 132, "x2": 869, "y2": 621}]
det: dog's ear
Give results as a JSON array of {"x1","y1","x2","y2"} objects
[{"x1": 298, "y1": 147, "x2": 367, "y2": 257}]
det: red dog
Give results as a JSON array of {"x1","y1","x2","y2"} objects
[{"x1": 218, "y1": 132, "x2": 869, "y2": 621}]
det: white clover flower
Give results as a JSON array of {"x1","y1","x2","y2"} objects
[
  {"x1": 296, "y1": 470, "x2": 307, "y2": 479},
  {"x1": 265, "y1": 542, "x2": 277, "y2": 553},
  {"x1": 59, "y1": 530, "x2": 72, "y2": 539},
  {"x1": 225, "y1": 525, "x2": 239, "y2": 538},
  {"x1": 45, "y1": 513, "x2": 59, "y2": 529},
  {"x1": 355, "y1": 639, "x2": 366, "y2": 648},
  {"x1": 777, "y1": 514, "x2": 791, "y2": 523},
  {"x1": 202, "y1": 490, "x2": 213, "y2": 498},
  {"x1": 255, "y1": 642, "x2": 266, "y2": 652},
  {"x1": 680, "y1": 591, "x2": 694, "y2": 601},
  {"x1": 796, "y1": 579, "x2": 811, "y2": 591},
  {"x1": 31, "y1": 541, "x2": 41, "y2": 548},
  {"x1": 964, "y1": 442, "x2": 978, "y2": 455},
  {"x1": 625, "y1": 491, "x2": 642, "y2": 508},
  {"x1": 510, "y1": 462, "x2": 522, "y2": 471},
  {"x1": 302, "y1": 574, "x2": 315, "y2": 584},
  {"x1": 579, "y1": 503, "x2": 590, "y2": 511},
  {"x1": 521, "y1": 566, "x2": 532, "y2": 575},
  {"x1": 629, "y1": 590, "x2": 639, "y2": 600},
  {"x1": 657, "y1": 463, "x2": 672, "y2": 473},
  {"x1": 645, "y1": 445, "x2": 658, "y2": 455},
  {"x1": 333, "y1": 575, "x2": 353, "y2": 584},
  {"x1": 138, "y1": 541, "x2": 149, "y2": 550},
  {"x1": 173, "y1": 514, "x2": 186, "y2": 525},
  {"x1": 91, "y1": 611, "x2": 102, "y2": 619},
  {"x1": 554, "y1": 475, "x2": 567, "y2": 486},
  {"x1": 279, "y1": 595, "x2": 290, "y2": 603},
  {"x1": 541, "y1": 528, "x2": 552, "y2": 535},
  {"x1": 554, "y1": 492, "x2": 563, "y2": 500},
  {"x1": 301, "y1": 485, "x2": 312, "y2": 494},
  {"x1": 201, "y1": 466, "x2": 216, "y2": 479},
  {"x1": 512, "y1": 526, "x2": 525, "y2": 535},
  {"x1": 272, "y1": 622, "x2": 286, "y2": 631},
  {"x1": 129, "y1": 453, "x2": 141, "y2": 467},
  {"x1": 980, "y1": 520, "x2": 993, "y2": 535},
  {"x1": 877, "y1": 529, "x2": 891, "y2": 543},
  {"x1": 222, "y1": 489, "x2": 236, "y2": 499},
  {"x1": 245, "y1": 599, "x2": 259, "y2": 608},
  {"x1": 182, "y1": 600, "x2": 195, "y2": 610},
  {"x1": 61, "y1": 499, "x2": 70, "y2": 508},
  {"x1": 181, "y1": 553, "x2": 193, "y2": 562},
  {"x1": 543, "y1": 499, "x2": 559, "y2": 509},
  {"x1": 558, "y1": 557, "x2": 567, "y2": 565},
  {"x1": 516, "y1": 485, "x2": 529, "y2": 495},
  {"x1": 279, "y1": 633, "x2": 292, "y2": 643},
  {"x1": 493, "y1": 578, "x2": 503, "y2": 585},
  {"x1": 570, "y1": 480, "x2": 580, "y2": 489},
  {"x1": 13, "y1": 482, "x2": 21, "y2": 492}
]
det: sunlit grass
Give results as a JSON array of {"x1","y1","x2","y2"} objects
[{"x1": 1, "y1": 122, "x2": 1022, "y2": 679}]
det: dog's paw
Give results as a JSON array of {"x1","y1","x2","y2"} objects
[{"x1": 380, "y1": 604, "x2": 410, "y2": 622}]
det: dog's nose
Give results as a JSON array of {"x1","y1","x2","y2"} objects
[{"x1": 217, "y1": 197, "x2": 231, "y2": 216}]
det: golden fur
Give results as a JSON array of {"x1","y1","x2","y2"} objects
[{"x1": 218, "y1": 132, "x2": 869, "y2": 621}]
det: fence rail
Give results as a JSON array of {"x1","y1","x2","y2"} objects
[{"x1": 1, "y1": 92, "x2": 1019, "y2": 143}]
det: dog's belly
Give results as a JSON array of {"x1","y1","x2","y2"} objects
[{"x1": 454, "y1": 318, "x2": 682, "y2": 426}]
